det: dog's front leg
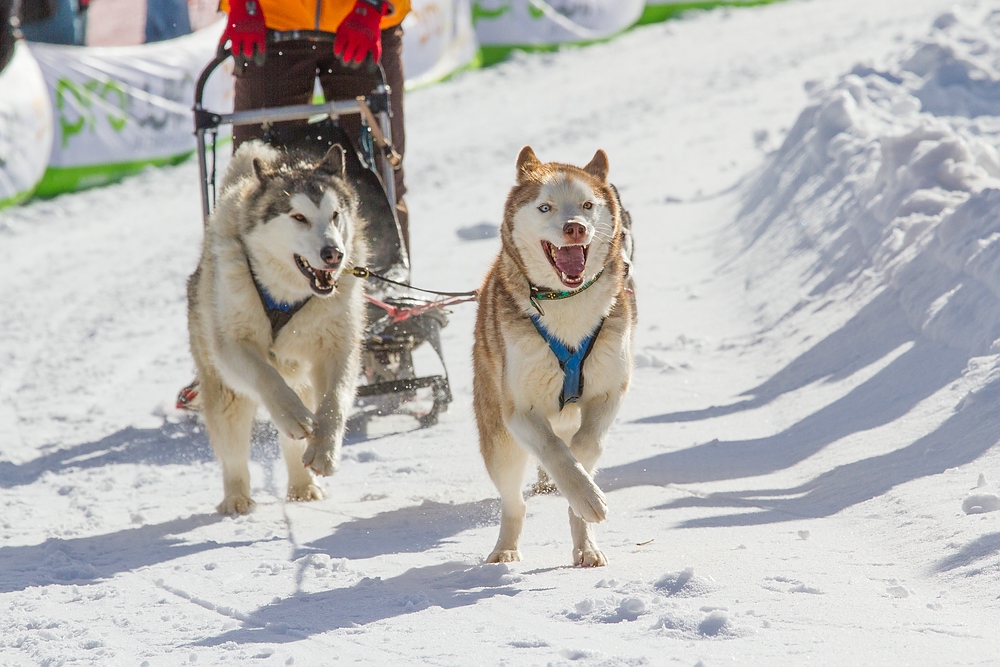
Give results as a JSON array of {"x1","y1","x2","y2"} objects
[
  {"x1": 282, "y1": 433, "x2": 326, "y2": 501},
  {"x1": 301, "y1": 354, "x2": 357, "y2": 476},
  {"x1": 566, "y1": 394, "x2": 621, "y2": 566},
  {"x1": 506, "y1": 410, "x2": 608, "y2": 523},
  {"x1": 215, "y1": 340, "x2": 316, "y2": 440}
]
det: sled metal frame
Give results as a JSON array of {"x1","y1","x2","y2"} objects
[
  {"x1": 193, "y1": 48, "x2": 398, "y2": 226},
  {"x1": 191, "y1": 36, "x2": 452, "y2": 431}
]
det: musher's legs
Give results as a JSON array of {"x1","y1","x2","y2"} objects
[{"x1": 232, "y1": 27, "x2": 408, "y2": 249}]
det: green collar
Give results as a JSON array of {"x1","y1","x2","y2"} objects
[{"x1": 529, "y1": 267, "x2": 605, "y2": 315}]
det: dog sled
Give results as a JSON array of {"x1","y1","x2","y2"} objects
[{"x1": 181, "y1": 33, "x2": 460, "y2": 435}]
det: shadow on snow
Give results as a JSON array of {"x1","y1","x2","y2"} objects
[
  {"x1": 0, "y1": 412, "x2": 417, "y2": 491},
  {"x1": 198, "y1": 561, "x2": 519, "y2": 645},
  {"x1": 0, "y1": 419, "x2": 215, "y2": 489},
  {"x1": 603, "y1": 340, "x2": 971, "y2": 490},
  {"x1": 301, "y1": 498, "x2": 499, "y2": 560},
  {"x1": 191, "y1": 500, "x2": 504, "y2": 643},
  {"x1": 0, "y1": 513, "x2": 239, "y2": 593},
  {"x1": 603, "y1": 284, "x2": 1000, "y2": 527},
  {"x1": 932, "y1": 532, "x2": 1000, "y2": 574},
  {"x1": 632, "y1": 289, "x2": 915, "y2": 425}
]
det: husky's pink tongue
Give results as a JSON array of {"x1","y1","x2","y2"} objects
[{"x1": 553, "y1": 245, "x2": 586, "y2": 276}]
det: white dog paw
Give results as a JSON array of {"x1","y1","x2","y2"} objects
[
  {"x1": 217, "y1": 495, "x2": 255, "y2": 515},
  {"x1": 574, "y1": 548, "x2": 608, "y2": 567},
  {"x1": 271, "y1": 401, "x2": 316, "y2": 441},
  {"x1": 487, "y1": 549, "x2": 522, "y2": 563},
  {"x1": 301, "y1": 444, "x2": 339, "y2": 477},
  {"x1": 565, "y1": 479, "x2": 608, "y2": 524},
  {"x1": 287, "y1": 483, "x2": 325, "y2": 502}
]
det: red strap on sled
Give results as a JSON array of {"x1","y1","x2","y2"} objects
[
  {"x1": 176, "y1": 380, "x2": 199, "y2": 411},
  {"x1": 364, "y1": 294, "x2": 477, "y2": 324}
]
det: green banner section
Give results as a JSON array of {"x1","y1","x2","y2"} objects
[
  {"x1": 32, "y1": 152, "x2": 194, "y2": 199},
  {"x1": 0, "y1": 187, "x2": 37, "y2": 211},
  {"x1": 637, "y1": 0, "x2": 785, "y2": 26}
]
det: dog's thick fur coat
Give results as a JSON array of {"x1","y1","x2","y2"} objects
[
  {"x1": 187, "y1": 140, "x2": 368, "y2": 514},
  {"x1": 473, "y1": 147, "x2": 635, "y2": 566}
]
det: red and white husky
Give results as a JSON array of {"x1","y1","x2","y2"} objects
[{"x1": 473, "y1": 146, "x2": 636, "y2": 566}]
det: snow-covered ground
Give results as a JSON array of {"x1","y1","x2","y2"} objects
[{"x1": 4, "y1": 0, "x2": 1000, "y2": 664}]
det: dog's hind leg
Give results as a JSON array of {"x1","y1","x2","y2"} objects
[
  {"x1": 482, "y1": 426, "x2": 530, "y2": 563},
  {"x1": 202, "y1": 376, "x2": 257, "y2": 515}
]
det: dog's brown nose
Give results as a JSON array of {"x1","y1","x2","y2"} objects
[
  {"x1": 320, "y1": 246, "x2": 343, "y2": 267},
  {"x1": 563, "y1": 222, "x2": 587, "y2": 245}
]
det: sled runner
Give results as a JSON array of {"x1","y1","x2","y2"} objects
[{"x1": 185, "y1": 34, "x2": 455, "y2": 434}]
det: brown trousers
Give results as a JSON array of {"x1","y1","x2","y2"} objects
[{"x1": 233, "y1": 27, "x2": 408, "y2": 246}]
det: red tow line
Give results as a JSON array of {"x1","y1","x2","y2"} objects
[{"x1": 364, "y1": 293, "x2": 478, "y2": 323}]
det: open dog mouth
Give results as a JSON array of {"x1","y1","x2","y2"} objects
[
  {"x1": 541, "y1": 241, "x2": 589, "y2": 288},
  {"x1": 294, "y1": 254, "x2": 337, "y2": 295}
]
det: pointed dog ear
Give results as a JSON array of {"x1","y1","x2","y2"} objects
[
  {"x1": 516, "y1": 146, "x2": 542, "y2": 184},
  {"x1": 583, "y1": 149, "x2": 609, "y2": 182},
  {"x1": 320, "y1": 143, "x2": 347, "y2": 177},
  {"x1": 251, "y1": 157, "x2": 270, "y2": 182}
]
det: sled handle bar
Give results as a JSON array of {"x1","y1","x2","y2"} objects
[
  {"x1": 193, "y1": 34, "x2": 398, "y2": 222},
  {"x1": 195, "y1": 99, "x2": 369, "y2": 132}
]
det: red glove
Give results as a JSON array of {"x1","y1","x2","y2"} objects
[
  {"x1": 221, "y1": 0, "x2": 267, "y2": 66},
  {"x1": 334, "y1": 0, "x2": 392, "y2": 65}
]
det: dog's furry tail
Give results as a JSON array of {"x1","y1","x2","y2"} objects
[{"x1": 221, "y1": 140, "x2": 281, "y2": 193}]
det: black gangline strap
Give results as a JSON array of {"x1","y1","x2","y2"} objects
[{"x1": 348, "y1": 267, "x2": 479, "y2": 298}]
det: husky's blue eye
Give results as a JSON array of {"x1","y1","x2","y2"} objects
[{"x1": 538, "y1": 204, "x2": 551, "y2": 213}]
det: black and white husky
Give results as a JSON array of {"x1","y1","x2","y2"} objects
[{"x1": 187, "y1": 140, "x2": 368, "y2": 514}]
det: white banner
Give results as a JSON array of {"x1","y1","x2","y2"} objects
[
  {"x1": 402, "y1": 0, "x2": 479, "y2": 88},
  {"x1": 0, "y1": 42, "x2": 53, "y2": 206},
  {"x1": 473, "y1": 0, "x2": 644, "y2": 47},
  {"x1": 28, "y1": 22, "x2": 233, "y2": 193}
]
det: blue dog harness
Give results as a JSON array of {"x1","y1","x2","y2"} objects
[
  {"x1": 244, "y1": 256, "x2": 310, "y2": 339},
  {"x1": 251, "y1": 275, "x2": 310, "y2": 339},
  {"x1": 530, "y1": 314, "x2": 605, "y2": 409}
]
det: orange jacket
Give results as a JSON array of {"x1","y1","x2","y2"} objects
[{"x1": 221, "y1": 0, "x2": 410, "y2": 33}]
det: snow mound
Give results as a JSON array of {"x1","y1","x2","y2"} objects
[
  {"x1": 561, "y1": 571, "x2": 748, "y2": 640},
  {"x1": 653, "y1": 567, "x2": 714, "y2": 597},
  {"x1": 962, "y1": 493, "x2": 1000, "y2": 514},
  {"x1": 740, "y1": 8, "x2": 1000, "y2": 359},
  {"x1": 650, "y1": 608, "x2": 743, "y2": 640}
]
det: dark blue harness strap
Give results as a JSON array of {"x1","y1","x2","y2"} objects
[
  {"x1": 249, "y1": 269, "x2": 310, "y2": 339},
  {"x1": 530, "y1": 315, "x2": 605, "y2": 409},
  {"x1": 241, "y1": 242, "x2": 310, "y2": 339}
]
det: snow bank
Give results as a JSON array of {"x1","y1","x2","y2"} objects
[{"x1": 739, "y1": 8, "x2": 1000, "y2": 361}]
